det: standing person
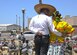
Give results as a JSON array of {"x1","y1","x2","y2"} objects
[
  {"x1": 29, "y1": 3, "x2": 62, "y2": 55},
  {"x1": 18, "y1": 32, "x2": 26, "y2": 43},
  {"x1": 47, "y1": 14, "x2": 65, "y2": 55}
]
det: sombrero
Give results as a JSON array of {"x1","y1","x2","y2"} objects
[{"x1": 34, "y1": 4, "x2": 56, "y2": 16}]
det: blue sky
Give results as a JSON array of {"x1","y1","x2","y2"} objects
[{"x1": 0, "y1": 0, "x2": 77, "y2": 27}]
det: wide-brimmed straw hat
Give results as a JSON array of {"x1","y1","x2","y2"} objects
[{"x1": 34, "y1": 4, "x2": 56, "y2": 16}]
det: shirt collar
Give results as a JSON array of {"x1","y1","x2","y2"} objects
[{"x1": 40, "y1": 13, "x2": 45, "y2": 15}]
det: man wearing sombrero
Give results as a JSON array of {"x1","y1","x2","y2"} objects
[{"x1": 29, "y1": 0, "x2": 62, "y2": 55}]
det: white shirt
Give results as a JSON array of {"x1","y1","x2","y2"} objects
[{"x1": 29, "y1": 14, "x2": 62, "y2": 36}]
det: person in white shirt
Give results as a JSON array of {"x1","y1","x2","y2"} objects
[{"x1": 29, "y1": 3, "x2": 62, "y2": 55}]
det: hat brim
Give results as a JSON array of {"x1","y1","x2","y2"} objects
[{"x1": 34, "y1": 4, "x2": 56, "y2": 16}]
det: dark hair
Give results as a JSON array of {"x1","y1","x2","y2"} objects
[
  {"x1": 21, "y1": 32, "x2": 23, "y2": 35},
  {"x1": 66, "y1": 38, "x2": 69, "y2": 40},
  {"x1": 26, "y1": 40, "x2": 29, "y2": 43},
  {"x1": 40, "y1": 8, "x2": 50, "y2": 15}
]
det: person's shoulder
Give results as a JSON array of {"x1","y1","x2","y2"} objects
[
  {"x1": 41, "y1": 14, "x2": 51, "y2": 18},
  {"x1": 45, "y1": 15, "x2": 52, "y2": 21},
  {"x1": 45, "y1": 15, "x2": 51, "y2": 18}
]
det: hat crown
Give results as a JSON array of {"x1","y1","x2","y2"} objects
[{"x1": 35, "y1": 0, "x2": 56, "y2": 16}]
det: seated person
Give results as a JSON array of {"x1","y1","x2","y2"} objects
[
  {"x1": 2, "y1": 38, "x2": 8, "y2": 46},
  {"x1": 8, "y1": 39, "x2": 17, "y2": 55},
  {"x1": 8, "y1": 39, "x2": 17, "y2": 49}
]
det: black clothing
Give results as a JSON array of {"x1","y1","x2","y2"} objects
[
  {"x1": 34, "y1": 35, "x2": 50, "y2": 55},
  {"x1": 18, "y1": 35, "x2": 25, "y2": 43}
]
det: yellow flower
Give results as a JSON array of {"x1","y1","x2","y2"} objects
[
  {"x1": 53, "y1": 19, "x2": 75, "y2": 34},
  {"x1": 49, "y1": 32, "x2": 64, "y2": 43},
  {"x1": 62, "y1": 21, "x2": 68, "y2": 28},
  {"x1": 67, "y1": 28, "x2": 75, "y2": 34},
  {"x1": 67, "y1": 25, "x2": 72, "y2": 30},
  {"x1": 53, "y1": 21, "x2": 57, "y2": 27}
]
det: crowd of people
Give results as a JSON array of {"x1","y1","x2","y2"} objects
[
  {"x1": 0, "y1": 33, "x2": 77, "y2": 55},
  {"x1": 0, "y1": 0, "x2": 77, "y2": 55},
  {"x1": 0, "y1": 33, "x2": 35, "y2": 55}
]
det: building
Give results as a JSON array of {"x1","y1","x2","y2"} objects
[{"x1": 0, "y1": 24, "x2": 21, "y2": 32}]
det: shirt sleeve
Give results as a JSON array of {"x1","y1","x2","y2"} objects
[
  {"x1": 29, "y1": 18, "x2": 38, "y2": 33},
  {"x1": 47, "y1": 17, "x2": 62, "y2": 36}
]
